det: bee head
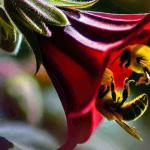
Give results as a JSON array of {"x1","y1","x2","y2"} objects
[{"x1": 120, "y1": 49, "x2": 131, "y2": 68}]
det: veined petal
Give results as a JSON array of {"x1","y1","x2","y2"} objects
[{"x1": 64, "y1": 10, "x2": 150, "y2": 52}]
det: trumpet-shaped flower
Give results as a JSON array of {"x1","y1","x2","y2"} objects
[
  {"x1": 2, "y1": 0, "x2": 150, "y2": 149},
  {"x1": 38, "y1": 10, "x2": 150, "y2": 149}
]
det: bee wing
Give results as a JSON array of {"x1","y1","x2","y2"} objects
[{"x1": 115, "y1": 119, "x2": 143, "y2": 141}]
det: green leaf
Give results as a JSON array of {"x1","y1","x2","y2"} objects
[
  {"x1": 4, "y1": 1, "x2": 43, "y2": 73},
  {"x1": 16, "y1": 8, "x2": 52, "y2": 37},
  {"x1": 30, "y1": 0, "x2": 70, "y2": 26},
  {"x1": 0, "y1": 8, "x2": 22, "y2": 54},
  {"x1": 5, "y1": 0, "x2": 69, "y2": 33},
  {"x1": 47, "y1": 0, "x2": 99, "y2": 9}
]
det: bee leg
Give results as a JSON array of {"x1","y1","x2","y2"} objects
[
  {"x1": 120, "y1": 87, "x2": 128, "y2": 106},
  {"x1": 115, "y1": 119, "x2": 142, "y2": 141},
  {"x1": 111, "y1": 79, "x2": 116, "y2": 102},
  {"x1": 119, "y1": 79, "x2": 130, "y2": 106},
  {"x1": 97, "y1": 85, "x2": 109, "y2": 99},
  {"x1": 120, "y1": 79, "x2": 135, "y2": 106}
]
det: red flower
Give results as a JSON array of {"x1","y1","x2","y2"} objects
[
  {"x1": 38, "y1": 10, "x2": 150, "y2": 149},
  {"x1": 4, "y1": 2, "x2": 150, "y2": 149}
]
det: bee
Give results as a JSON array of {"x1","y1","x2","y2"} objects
[
  {"x1": 112, "y1": 44, "x2": 150, "y2": 84},
  {"x1": 96, "y1": 68, "x2": 149, "y2": 141}
]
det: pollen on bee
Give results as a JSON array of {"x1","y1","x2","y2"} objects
[{"x1": 101, "y1": 68, "x2": 114, "y2": 86}]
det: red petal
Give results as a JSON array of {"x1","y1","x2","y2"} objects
[
  {"x1": 108, "y1": 50, "x2": 132, "y2": 88},
  {"x1": 39, "y1": 35, "x2": 106, "y2": 114},
  {"x1": 39, "y1": 36, "x2": 104, "y2": 147},
  {"x1": 38, "y1": 10, "x2": 150, "y2": 149},
  {"x1": 65, "y1": 10, "x2": 150, "y2": 52}
]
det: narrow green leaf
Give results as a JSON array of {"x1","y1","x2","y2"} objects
[
  {"x1": 17, "y1": 7, "x2": 51, "y2": 36},
  {"x1": 31, "y1": 0, "x2": 70, "y2": 26},
  {"x1": 0, "y1": 8, "x2": 22, "y2": 54},
  {"x1": 11, "y1": 0, "x2": 70, "y2": 27},
  {"x1": 47, "y1": 0, "x2": 99, "y2": 9},
  {"x1": 4, "y1": 1, "x2": 43, "y2": 73}
]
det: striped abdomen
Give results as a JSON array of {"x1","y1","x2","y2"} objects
[{"x1": 117, "y1": 94, "x2": 148, "y2": 121}]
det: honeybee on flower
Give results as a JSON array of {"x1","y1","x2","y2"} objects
[{"x1": 96, "y1": 68, "x2": 149, "y2": 141}]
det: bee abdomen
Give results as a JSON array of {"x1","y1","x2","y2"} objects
[{"x1": 118, "y1": 94, "x2": 148, "y2": 121}]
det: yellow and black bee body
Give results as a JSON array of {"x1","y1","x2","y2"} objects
[
  {"x1": 116, "y1": 94, "x2": 148, "y2": 121},
  {"x1": 96, "y1": 90, "x2": 148, "y2": 122},
  {"x1": 96, "y1": 68, "x2": 149, "y2": 141}
]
